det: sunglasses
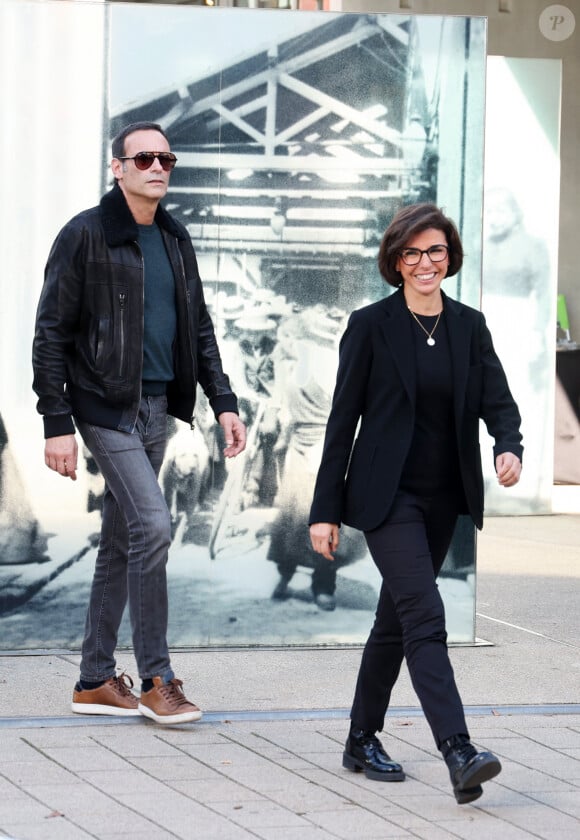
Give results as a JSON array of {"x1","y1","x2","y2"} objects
[{"x1": 118, "y1": 151, "x2": 177, "y2": 172}]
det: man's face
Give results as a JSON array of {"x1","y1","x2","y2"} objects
[{"x1": 111, "y1": 129, "x2": 172, "y2": 203}]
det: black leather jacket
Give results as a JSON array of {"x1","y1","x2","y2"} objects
[{"x1": 33, "y1": 184, "x2": 237, "y2": 438}]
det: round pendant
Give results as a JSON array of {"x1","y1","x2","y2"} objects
[{"x1": 427, "y1": 337, "x2": 436, "y2": 346}]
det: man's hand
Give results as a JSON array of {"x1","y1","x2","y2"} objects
[
  {"x1": 495, "y1": 452, "x2": 522, "y2": 487},
  {"x1": 45, "y1": 434, "x2": 78, "y2": 480},
  {"x1": 218, "y1": 412, "x2": 247, "y2": 458},
  {"x1": 309, "y1": 522, "x2": 340, "y2": 561}
]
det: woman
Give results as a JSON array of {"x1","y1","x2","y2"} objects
[{"x1": 309, "y1": 203, "x2": 523, "y2": 805}]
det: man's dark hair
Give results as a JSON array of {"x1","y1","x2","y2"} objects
[
  {"x1": 111, "y1": 122, "x2": 169, "y2": 159},
  {"x1": 378, "y1": 203, "x2": 464, "y2": 288}
]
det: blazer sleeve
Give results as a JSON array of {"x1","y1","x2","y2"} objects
[
  {"x1": 477, "y1": 312, "x2": 524, "y2": 463},
  {"x1": 308, "y1": 309, "x2": 373, "y2": 525}
]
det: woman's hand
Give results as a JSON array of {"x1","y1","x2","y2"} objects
[
  {"x1": 495, "y1": 452, "x2": 522, "y2": 487},
  {"x1": 309, "y1": 522, "x2": 340, "y2": 561}
]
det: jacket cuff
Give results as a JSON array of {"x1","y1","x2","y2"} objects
[
  {"x1": 43, "y1": 414, "x2": 76, "y2": 439},
  {"x1": 211, "y1": 393, "x2": 239, "y2": 419},
  {"x1": 493, "y1": 444, "x2": 524, "y2": 465}
]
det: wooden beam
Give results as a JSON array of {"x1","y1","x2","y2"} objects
[
  {"x1": 174, "y1": 150, "x2": 405, "y2": 173},
  {"x1": 211, "y1": 103, "x2": 265, "y2": 144},
  {"x1": 279, "y1": 72, "x2": 401, "y2": 147}
]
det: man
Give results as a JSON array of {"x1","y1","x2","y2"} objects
[
  {"x1": 267, "y1": 305, "x2": 365, "y2": 611},
  {"x1": 32, "y1": 121, "x2": 246, "y2": 724}
]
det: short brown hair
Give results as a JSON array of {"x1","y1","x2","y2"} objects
[{"x1": 378, "y1": 203, "x2": 464, "y2": 288}]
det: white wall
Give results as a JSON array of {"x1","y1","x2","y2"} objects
[{"x1": 0, "y1": 0, "x2": 106, "y2": 522}]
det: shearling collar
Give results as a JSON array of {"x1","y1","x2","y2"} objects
[{"x1": 99, "y1": 182, "x2": 186, "y2": 247}]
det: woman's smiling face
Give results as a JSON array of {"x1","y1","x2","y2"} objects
[{"x1": 396, "y1": 227, "x2": 449, "y2": 303}]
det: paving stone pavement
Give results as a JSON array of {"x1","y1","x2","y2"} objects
[
  {"x1": 0, "y1": 710, "x2": 579, "y2": 839},
  {"x1": 1, "y1": 513, "x2": 579, "y2": 839}
]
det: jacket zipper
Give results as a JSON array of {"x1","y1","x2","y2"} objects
[
  {"x1": 175, "y1": 246, "x2": 197, "y2": 430},
  {"x1": 118, "y1": 292, "x2": 126, "y2": 378},
  {"x1": 128, "y1": 244, "x2": 145, "y2": 432}
]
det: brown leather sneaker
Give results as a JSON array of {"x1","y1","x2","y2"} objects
[
  {"x1": 138, "y1": 676, "x2": 202, "y2": 725},
  {"x1": 71, "y1": 673, "x2": 141, "y2": 716}
]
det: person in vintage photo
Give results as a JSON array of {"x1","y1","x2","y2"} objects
[
  {"x1": 267, "y1": 304, "x2": 366, "y2": 611},
  {"x1": 482, "y1": 186, "x2": 552, "y2": 508},
  {"x1": 32, "y1": 121, "x2": 246, "y2": 724},
  {"x1": 309, "y1": 203, "x2": 523, "y2": 803},
  {"x1": 0, "y1": 411, "x2": 51, "y2": 615}
]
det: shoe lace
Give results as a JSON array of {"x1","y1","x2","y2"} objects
[
  {"x1": 444, "y1": 736, "x2": 477, "y2": 763},
  {"x1": 157, "y1": 678, "x2": 191, "y2": 708},
  {"x1": 455, "y1": 741, "x2": 478, "y2": 762},
  {"x1": 112, "y1": 672, "x2": 136, "y2": 697},
  {"x1": 355, "y1": 731, "x2": 386, "y2": 754}
]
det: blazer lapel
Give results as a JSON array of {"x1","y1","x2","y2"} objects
[
  {"x1": 377, "y1": 289, "x2": 473, "y2": 414},
  {"x1": 378, "y1": 289, "x2": 416, "y2": 406}
]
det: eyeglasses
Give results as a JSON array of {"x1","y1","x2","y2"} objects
[
  {"x1": 399, "y1": 244, "x2": 449, "y2": 266},
  {"x1": 117, "y1": 151, "x2": 177, "y2": 172}
]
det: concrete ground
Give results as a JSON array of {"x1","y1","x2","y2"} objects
[{"x1": 0, "y1": 509, "x2": 578, "y2": 839}]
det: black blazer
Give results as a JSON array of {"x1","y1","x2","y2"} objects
[{"x1": 309, "y1": 288, "x2": 523, "y2": 531}]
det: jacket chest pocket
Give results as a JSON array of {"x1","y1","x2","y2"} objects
[{"x1": 85, "y1": 284, "x2": 130, "y2": 382}]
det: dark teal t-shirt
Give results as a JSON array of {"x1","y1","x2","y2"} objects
[{"x1": 137, "y1": 223, "x2": 176, "y2": 394}]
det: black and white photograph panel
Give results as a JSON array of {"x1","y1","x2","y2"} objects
[
  {"x1": 0, "y1": 1, "x2": 487, "y2": 650},
  {"x1": 481, "y1": 56, "x2": 561, "y2": 515}
]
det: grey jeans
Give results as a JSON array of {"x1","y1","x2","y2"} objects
[{"x1": 77, "y1": 396, "x2": 174, "y2": 683}]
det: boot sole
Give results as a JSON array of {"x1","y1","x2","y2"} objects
[
  {"x1": 455, "y1": 753, "x2": 502, "y2": 793},
  {"x1": 455, "y1": 784, "x2": 483, "y2": 805},
  {"x1": 138, "y1": 703, "x2": 202, "y2": 725},
  {"x1": 343, "y1": 751, "x2": 405, "y2": 782}
]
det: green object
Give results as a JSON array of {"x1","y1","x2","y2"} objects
[{"x1": 557, "y1": 294, "x2": 570, "y2": 331}]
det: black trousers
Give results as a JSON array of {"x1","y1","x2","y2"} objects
[{"x1": 350, "y1": 490, "x2": 469, "y2": 748}]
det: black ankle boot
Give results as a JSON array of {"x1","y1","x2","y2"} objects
[
  {"x1": 343, "y1": 726, "x2": 405, "y2": 782},
  {"x1": 441, "y1": 734, "x2": 501, "y2": 804}
]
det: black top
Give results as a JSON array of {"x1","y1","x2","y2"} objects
[{"x1": 400, "y1": 310, "x2": 463, "y2": 497}]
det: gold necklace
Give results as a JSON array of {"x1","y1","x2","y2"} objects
[{"x1": 408, "y1": 308, "x2": 442, "y2": 346}]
